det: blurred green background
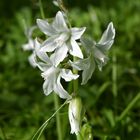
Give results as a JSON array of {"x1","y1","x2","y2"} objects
[{"x1": 0, "y1": 0, "x2": 140, "y2": 139}]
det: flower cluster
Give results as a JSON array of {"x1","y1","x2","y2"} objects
[
  {"x1": 22, "y1": 10, "x2": 115, "y2": 135},
  {"x1": 23, "y1": 11, "x2": 87, "y2": 99}
]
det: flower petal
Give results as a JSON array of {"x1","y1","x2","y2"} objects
[
  {"x1": 22, "y1": 39, "x2": 34, "y2": 51},
  {"x1": 70, "y1": 56, "x2": 95, "y2": 85},
  {"x1": 26, "y1": 26, "x2": 37, "y2": 38},
  {"x1": 41, "y1": 66, "x2": 57, "y2": 79},
  {"x1": 61, "y1": 69, "x2": 79, "y2": 82},
  {"x1": 40, "y1": 35, "x2": 60, "y2": 52},
  {"x1": 52, "y1": 11, "x2": 68, "y2": 32},
  {"x1": 98, "y1": 22, "x2": 115, "y2": 51},
  {"x1": 27, "y1": 51, "x2": 48, "y2": 71},
  {"x1": 69, "y1": 59, "x2": 89, "y2": 71},
  {"x1": 37, "y1": 19, "x2": 57, "y2": 36},
  {"x1": 42, "y1": 67, "x2": 57, "y2": 95},
  {"x1": 43, "y1": 78, "x2": 54, "y2": 96},
  {"x1": 81, "y1": 54, "x2": 95, "y2": 85},
  {"x1": 41, "y1": 32, "x2": 69, "y2": 53},
  {"x1": 93, "y1": 46, "x2": 108, "y2": 66},
  {"x1": 50, "y1": 44, "x2": 68, "y2": 66},
  {"x1": 69, "y1": 38, "x2": 83, "y2": 58},
  {"x1": 96, "y1": 40, "x2": 114, "y2": 52},
  {"x1": 28, "y1": 53, "x2": 37, "y2": 68},
  {"x1": 54, "y1": 75, "x2": 71, "y2": 99},
  {"x1": 34, "y1": 39, "x2": 51, "y2": 63},
  {"x1": 95, "y1": 56, "x2": 108, "y2": 71},
  {"x1": 80, "y1": 37, "x2": 95, "y2": 55},
  {"x1": 71, "y1": 27, "x2": 86, "y2": 40}
]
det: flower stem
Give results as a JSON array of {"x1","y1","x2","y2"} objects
[
  {"x1": 76, "y1": 133, "x2": 83, "y2": 140},
  {"x1": 73, "y1": 76, "x2": 78, "y2": 95},
  {"x1": 58, "y1": 0, "x2": 67, "y2": 13},
  {"x1": 39, "y1": 0, "x2": 45, "y2": 19},
  {"x1": 54, "y1": 94, "x2": 63, "y2": 140},
  {"x1": 73, "y1": 57, "x2": 78, "y2": 96},
  {"x1": 73, "y1": 57, "x2": 80, "y2": 140}
]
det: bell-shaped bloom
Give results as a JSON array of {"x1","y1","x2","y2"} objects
[
  {"x1": 93, "y1": 22, "x2": 115, "y2": 70},
  {"x1": 37, "y1": 11, "x2": 86, "y2": 62},
  {"x1": 31, "y1": 39, "x2": 79, "y2": 99},
  {"x1": 22, "y1": 26, "x2": 37, "y2": 67},
  {"x1": 22, "y1": 26, "x2": 37, "y2": 51},
  {"x1": 68, "y1": 97, "x2": 83, "y2": 135},
  {"x1": 70, "y1": 22, "x2": 115, "y2": 84}
]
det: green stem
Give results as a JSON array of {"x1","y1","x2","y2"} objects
[
  {"x1": 118, "y1": 92, "x2": 140, "y2": 121},
  {"x1": 39, "y1": 0, "x2": 45, "y2": 19},
  {"x1": 73, "y1": 57, "x2": 78, "y2": 96},
  {"x1": 76, "y1": 132, "x2": 83, "y2": 140},
  {"x1": 73, "y1": 76, "x2": 78, "y2": 95},
  {"x1": 54, "y1": 94, "x2": 63, "y2": 140},
  {"x1": 73, "y1": 57, "x2": 80, "y2": 140},
  {"x1": 57, "y1": 0, "x2": 67, "y2": 13}
]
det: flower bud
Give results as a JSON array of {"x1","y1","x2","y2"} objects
[
  {"x1": 68, "y1": 97, "x2": 83, "y2": 135},
  {"x1": 81, "y1": 123, "x2": 93, "y2": 140}
]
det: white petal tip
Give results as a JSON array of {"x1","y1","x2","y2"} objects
[
  {"x1": 108, "y1": 22, "x2": 115, "y2": 36},
  {"x1": 36, "y1": 19, "x2": 41, "y2": 24},
  {"x1": 83, "y1": 27, "x2": 86, "y2": 31}
]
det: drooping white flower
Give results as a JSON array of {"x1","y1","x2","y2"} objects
[
  {"x1": 36, "y1": 11, "x2": 86, "y2": 63},
  {"x1": 22, "y1": 26, "x2": 37, "y2": 51},
  {"x1": 22, "y1": 26, "x2": 37, "y2": 67},
  {"x1": 32, "y1": 39, "x2": 79, "y2": 99},
  {"x1": 70, "y1": 22, "x2": 115, "y2": 84},
  {"x1": 94, "y1": 22, "x2": 115, "y2": 70},
  {"x1": 96, "y1": 22, "x2": 115, "y2": 51},
  {"x1": 68, "y1": 97, "x2": 83, "y2": 135}
]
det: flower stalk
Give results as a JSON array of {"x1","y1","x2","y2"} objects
[
  {"x1": 73, "y1": 57, "x2": 79, "y2": 96},
  {"x1": 39, "y1": 0, "x2": 45, "y2": 19},
  {"x1": 22, "y1": 1, "x2": 116, "y2": 138},
  {"x1": 54, "y1": 94, "x2": 63, "y2": 140}
]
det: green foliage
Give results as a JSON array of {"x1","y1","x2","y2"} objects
[{"x1": 0, "y1": 0, "x2": 140, "y2": 140}]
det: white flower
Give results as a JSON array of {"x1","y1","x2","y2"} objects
[
  {"x1": 32, "y1": 39, "x2": 79, "y2": 99},
  {"x1": 22, "y1": 26, "x2": 37, "y2": 67},
  {"x1": 70, "y1": 22, "x2": 115, "y2": 84},
  {"x1": 96, "y1": 22, "x2": 115, "y2": 50},
  {"x1": 22, "y1": 26, "x2": 37, "y2": 51},
  {"x1": 28, "y1": 53, "x2": 37, "y2": 68},
  {"x1": 22, "y1": 39, "x2": 34, "y2": 51},
  {"x1": 94, "y1": 22, "x2": 115, "y2": 70},
  {"x1": 37, "y1": 11, "x2": 86, "y2": 63},
  {"x1": 68, "y1": 97, "x2": 83, "y2": 135}
]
